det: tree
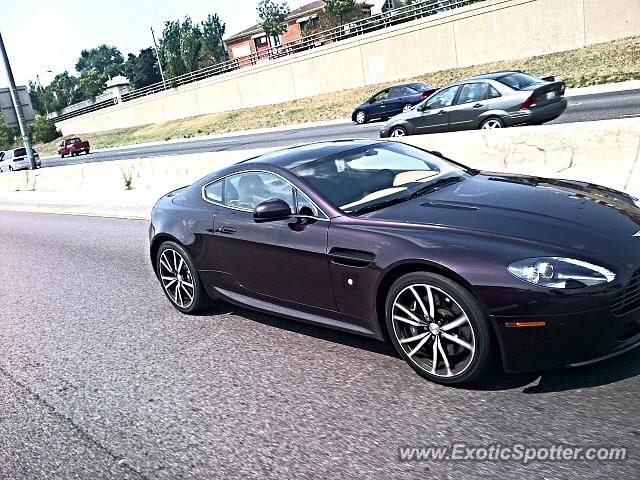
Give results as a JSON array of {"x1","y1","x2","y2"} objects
[
  {"x1": 159, "y1": 20, "x2": 186, "y2": 78},
  {"x1": 75, "y1": 44, "x2": 125, "y2": 79},
  {"x1": 0, "y1": 117, "x2": 18, "y2": 151},
  {"x1": 30, "y1": 114, "x2": 60, "y2": 144},
  {"x1": 200, "y1": 14, "x2": 226, "y2": 67},
  {"x1": 48, "y1": 72, "x2": 79, "y2": 112},
  {"x1": 128, "y1": 48, "x2": 162, "y2": 89},
  {"x1": 179, "y1": 17, "x2": 202, "y2": 73},
  {"x1": 78, "y1": 68, "x2": 108, "y2": 99},
  {"x1": 257, "y1": 0, "x2": 290, "y2": 48},
  {"x1": 324, "y1": 0, "x2": 357, "y2": 26}
]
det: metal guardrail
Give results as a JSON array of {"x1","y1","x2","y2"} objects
[{"x1": 50, "y1": 0, "x2": 481, "y2": 121}]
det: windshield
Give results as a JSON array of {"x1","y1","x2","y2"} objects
[
  {"x1": 496, "y1": 72, "x2": 540, "y2": 90},
  {"x1": 291, "y1": 143, "x2": 472, "y2": 214}
]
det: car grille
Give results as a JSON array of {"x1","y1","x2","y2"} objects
[{"x1": 611, "y1": 269, "x2": 640, "y2": 316}]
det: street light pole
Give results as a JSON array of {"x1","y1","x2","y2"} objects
[
  {"x1": 0, "y1": 31, "x2": 37, "y2": 170},
  {"x1": 36, "y1": 69, "x2": 52, "y2": 89},
  {"x1": 150, "y1": 27, "x2": 167, "y2": 88}
]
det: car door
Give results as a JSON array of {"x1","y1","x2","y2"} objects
[
  {"x1": 411, "y1": 85, "x2": 461, "y2": 134},
  {"x1": 448, "y1": 82, "x2": 501, "y2": 131},
  {"x1": 383, "y1": 86, "x2": 409, "y2": 116},
  {"x1": 367, "y1": 89, "x2": 390, "y2": 118},
  {"x1": 205, "y1": 171, "x2": 337, "y2": 311}
]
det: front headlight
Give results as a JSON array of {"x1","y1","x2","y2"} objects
[
  {"x1": 632, "y1": 196, "x2": 640, "y2": 209},
  {"x1": 508, "y1": 257, "x2": 615, "y2": 288}
]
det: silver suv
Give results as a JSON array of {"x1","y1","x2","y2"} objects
[{"x1": 0, "y1": 147, "x2": 41, "y2": 172}]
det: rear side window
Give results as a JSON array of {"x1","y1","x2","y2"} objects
[
  {"x1": 389, "y1": 86, "x2": 409, "y2": 98},
  {"x1": 14, "y1": 148, "x2": 26, "y2": 157},
  {"x1": 456, "y1": 83, "x2": 501, "y2": 104}
]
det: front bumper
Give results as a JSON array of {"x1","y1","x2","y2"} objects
[
  {"x1": 493, "y1": 305, "x2": 640, "y2": 372},
  {"x1": 380, "y1": 128, "x2": 389, "y2": 138}
]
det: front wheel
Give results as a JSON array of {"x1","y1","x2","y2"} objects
[
  {"x1": 385, "y1": 272, "x2": 493, "y2": 385},
  {"x1": 85, "y1": 149, "x2": 90, "y2": 154},
  {"x1": 156, "y1": 241, "x2": 209, "y2": 314},
  {"x1": 355, "y1": 110, "x2": 367, "y2": 124},
  {"x1": 401, "y1": 103, "x2": 413, "y2": 113},
  {"x1": 60, "y1": 153, "x2": 65, "y2": 158},
  {"x1": 389, "y1": 126, "x2": 407, "y2": 137},
  {"x1": 480, "y1": 117, "x2": 504, "y2": 130}
]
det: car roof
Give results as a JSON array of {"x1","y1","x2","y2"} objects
[
  {"x1": 242, "y1": 140, "x2": 382, "y2": 170},
  {"x1": 462, "y1": 70, "x2": 524, "y2": 82}
]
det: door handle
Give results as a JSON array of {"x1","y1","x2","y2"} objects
[
  {"x1": 473, "y1": 103, "x2": 483, "y2": 108},
  {"x1": 216, "y1": 226, "x2": 236, "y2": 234}
]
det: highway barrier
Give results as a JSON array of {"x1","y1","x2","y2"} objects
[{"x1": 1, "y1": 119, "x2": 639, "y2": 203}]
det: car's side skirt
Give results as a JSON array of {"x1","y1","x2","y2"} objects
[{"x1": 213, "y1": 286, "x2": 382, "y2": 339}]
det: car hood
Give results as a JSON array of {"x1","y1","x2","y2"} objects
[{"x1": 361, "y1": 173, "x2": 640, "y2": 256}]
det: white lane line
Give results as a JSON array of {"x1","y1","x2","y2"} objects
[{"x1": 621, "y1": 113, "x2": 640, "y2": 118}]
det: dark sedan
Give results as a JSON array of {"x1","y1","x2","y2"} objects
[
  {"x1": 380, "y1": 71, "x2": 567, "y2": 137},
  {"x1": 150, "y1": 140, "x2": 640, "y2": 385},
  {"x1": 352, "y1": 83, "x2": 436, "y2": 124}
]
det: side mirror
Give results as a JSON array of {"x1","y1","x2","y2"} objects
[
  {"x1": 253, "y1": 198, "x2": 292, "y2": 223},
  {"x1": 541, "y1": 75, "x2": 555, "y2": 82}
]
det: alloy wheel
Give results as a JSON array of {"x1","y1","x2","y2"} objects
[
  {"x1": 402, "y1": 103, "x2": 413, "y2": 113},
  {"x1": 356, "y1": 111, "x2": 366, "y2": 124},
  {"x1": 390, "y1": 127, "x2": 406, "y2": 137},
  {"x1": 481, "y1": 118, "x2": 503, "y2": 129},
  {"x1": 159, "y1": 248, "x2": 196, "y2": 309},
  {"x1": 391, "y1": 284, "x2": 476, "y2": 378}
]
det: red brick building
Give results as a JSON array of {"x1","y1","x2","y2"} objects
[{"x1": 225, "y1": 1, "x2": 328, "y2": 60}]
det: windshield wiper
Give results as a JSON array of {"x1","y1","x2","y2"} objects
[
  {"x1": 349, "y1": 196, "x2": 412, "y2": 214},
  {"x1": 408, "y1": 175, "x2": 464, "y2": 198},
  {"x1": 350, "y1": 175, "x2": 466, "y2": 215}
]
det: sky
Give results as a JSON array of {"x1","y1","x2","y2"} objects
[{"x1": 0, "y1": 0, "x2": 310, "y2": 87}]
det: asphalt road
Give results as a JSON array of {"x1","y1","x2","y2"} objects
[
  {"x1": 41, "y1": 89, "x2": 640, "y2": 169},
  {"x1": 1, "y1": 210, "x2": 638, "y2": 479}
]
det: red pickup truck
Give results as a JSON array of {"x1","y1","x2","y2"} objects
[{"x1": 58, "y1": 137, "x2": 90, "y2": 157}]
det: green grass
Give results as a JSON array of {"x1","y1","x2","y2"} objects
[{"x1": 36, "y1": 36, "x2": 640, "y2": 157}]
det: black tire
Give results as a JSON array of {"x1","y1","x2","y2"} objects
[
  {"x1": 385, "y1": 272, "x2": 492, "y2": 385},
  {"x1": 85, "y1": 149, "x2": 90, "y2": 154},
  {"x1": 355, "y1": 110, "x2": 367, "y2": 125},
  {"x1": 156, "y1": 241, "x2": 210, "y2": 314},
  {"x1": 479, "y1": 117, "x2": 504, "y2": 130},
  {"x1": 60, "y1": 153, "x2": 65, "y2": 158}
]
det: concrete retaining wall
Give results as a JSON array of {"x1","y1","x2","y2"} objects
[
  {"x1": 2, "y1": 119, "x2": 639, "y2": 204},
  {"x1": 55, "y1": 0, "x2": 640, "y2": 135}
]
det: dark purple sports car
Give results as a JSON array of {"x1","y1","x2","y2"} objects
[{"x1": 150, "y1": 140, "x2": 640, "y2": 385}]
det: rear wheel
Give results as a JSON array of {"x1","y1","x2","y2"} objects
[
  {"x1": 355, "y1": 110, "x2": 367, "y2": 124},
  {"x1": 60, "y1": 153, "x2": 65, "y2": 158},
  {"x1": 389, "y1": 126, "x2": 407, "y2": 137},
  {"x1": 385, "y1": 272, "x2": 492, "y2": 385},
  {"x1": 480, "y1": 117, "x2": 504, "y2": 130},
  {"x1": 85, "y1": 148, "x2": 90, "y2": 154},
  {"x1": 156, "y1": 241, "x2": 209, "y2": 314}
]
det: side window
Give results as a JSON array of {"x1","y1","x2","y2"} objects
[
  {"x1": 488, "y1": 84, "x2": 501, "y2": 98},
  {"x1": 456, "y1": 83, "x2": 490, "y2": 104},
  {"x1": 4, "y1": 150, "x2": 12, "y2": 160},
  {"x1": 388, "y1": 86, "x2": 407, "y2": 99},
  {"x1": 203, "y1": 179, "x2": 223, "y2": 203},
  {"x1": 426, "y1": 86, "x2": 460, "y2": 109},
  {"x1": 372, "y1": 90, "x2": 389, "y2": 102},
  {"x1": 296, "y1": 190, "x2": 323, "y2": 218},
  {"x1": 224, "y1": 172, "x2": 294, "y2": 210}
]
